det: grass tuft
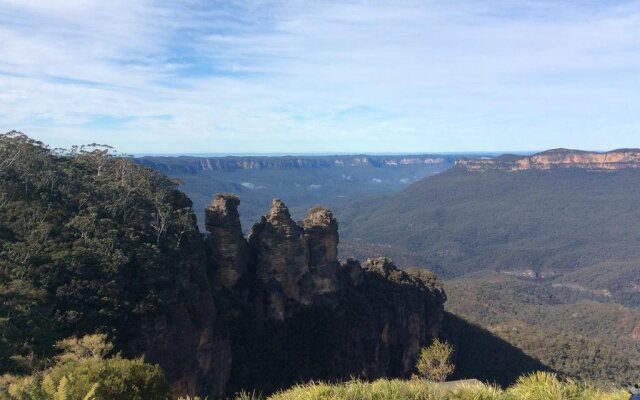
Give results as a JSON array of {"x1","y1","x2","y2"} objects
[{"x1": 236, "y1": 373, "x2": 629, "y2": 400}]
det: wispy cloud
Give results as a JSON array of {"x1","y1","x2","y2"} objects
[{"x1": 1, "y1": 0, "x2": 639, "y2": 152}]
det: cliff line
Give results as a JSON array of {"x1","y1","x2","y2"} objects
[{"x1": 456, "y1": 148, "x2": 640, "y2": 172}]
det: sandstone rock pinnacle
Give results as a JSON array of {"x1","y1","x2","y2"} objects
[{"x1": 205, "y1": 193, "x2": 249, "y2": 288}]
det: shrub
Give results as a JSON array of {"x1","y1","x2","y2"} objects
[
  {"x1": 416, "y1": 339, "x2": 455, "y2": 382},
  {"x1": 0, "y1": 334, "x2": 169, "y2": 400}
]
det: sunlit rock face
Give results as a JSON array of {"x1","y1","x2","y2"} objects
[
  {"x1": 457, "y1": 149, "x2": 640, "y2": 172},
  {"x1": 249, "y1": 199, "x2": 311, "y2": 312}
]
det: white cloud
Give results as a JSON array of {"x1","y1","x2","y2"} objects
[{"x1": 1, "y1": 0, "x2": 640, "y2": 152}]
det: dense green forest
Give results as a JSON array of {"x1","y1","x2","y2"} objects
[
  {"x1": 445, "y1": 274, "x2": 640, "y2": 386},
  {"x1": 0, "y1": 132, "x2": 199, "y2": 374}
]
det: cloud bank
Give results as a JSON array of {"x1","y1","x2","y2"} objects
[{"x1": 1, "y1": 0, "x2": 639, "y2": 153}]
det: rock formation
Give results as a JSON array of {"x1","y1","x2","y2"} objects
[
  {"x1": 201, "y1": 196, "x2": 446, "y2": 395},
  {"x1": 457, "y1": 148, "x2": 640, "y2": 172},
  {"x1": 205, "y1": 193, "x2": 249, "y2": 288},
  {"x1": 119, "y1": 194, "x2": 446, "y2": 398}
]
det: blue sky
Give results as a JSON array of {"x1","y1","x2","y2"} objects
[{"x1": 1, "y1": 0, "x2": 639, "y2": 154}]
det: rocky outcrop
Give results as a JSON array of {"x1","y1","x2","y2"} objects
[
  {"x1": 303, "y1": 206, "x2": 339, "y2": 268},
  {"x1": 203, "y1": 195, "x2": 446, "y2": 395},
  {"x1": 246, "y1": 201, "x2": 343, "y2": 317},
  {"x1": 129, "y1": 193, "x2": 445, "y2": 398},
  {"x1": 205, "y1": 193, "x2": 249, "y2": 288},
  {"x1": 457, "y1": 149, "x2": 640, "y2": 172},
  {"x1": 249, "y1": 199, "x2": 312, "y2": 314}
]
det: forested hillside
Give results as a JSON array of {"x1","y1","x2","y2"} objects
[
  {"x1": 445, "y1": 274, "x2": 640, "y2": 385},
  {"x1": 338, "y1": 151, "x2": 640, "y2": 386},
  {"x1": 339, "y1": 166, "x2": 640, "y2": 284},
  {"x1": 0, "y1": 132, "x2": 203, "y2": 374}
]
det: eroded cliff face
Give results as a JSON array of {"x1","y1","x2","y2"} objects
[
  {"x1": 457, "y1": 149, "x2": 640, "y2": 172},
  {"x1": 204, "y1": 196, "x2": 446, "y2": 395}
]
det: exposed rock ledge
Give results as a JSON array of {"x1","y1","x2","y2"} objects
[{"x1": 456, "y1": 148, "x2": 640, "y2": 172}]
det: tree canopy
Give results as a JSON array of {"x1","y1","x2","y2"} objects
[{"x1": 0, "y1": 132, "x2": 199, "y2": 373}]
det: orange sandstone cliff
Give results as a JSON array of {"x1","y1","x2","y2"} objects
[{"x1": 456, "y1": 149, "x2": 640, "y2": 172}]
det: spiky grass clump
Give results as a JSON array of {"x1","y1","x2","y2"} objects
[
  {"x1": 507, "y1": 372, "x2": 628, "y2": 400},
  {"x1": 240, "y1": 373, "x2": 628, "y2": 400},
  {"x1": 263, "y1": 379, "x2": 508, "y2": 400}
]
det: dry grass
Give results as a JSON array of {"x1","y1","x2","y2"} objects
[{"x1": 230, "y1": 372, "x2": 628, "y2": 400}]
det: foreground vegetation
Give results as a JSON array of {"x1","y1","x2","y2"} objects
[
  {"x1": 234, "y1": 373, "x2": 628, "y2": 400},
  {"x1": 1, "y1": 335, "x2": 168, "y2": 400}
]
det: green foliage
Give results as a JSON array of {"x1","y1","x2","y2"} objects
[
  {"x1": 415, "y1": 339, "x2": 454, "y2": 382},
  {"x1": 0, "y1": 132, "x2": 199, "y2": 373},
  {"x1": 230, "y1": 376, "x2": 627, "y2": 400},
  {"x1": 177, "y1": 397, "x2": 208, "y2": 400},
  {"x1": 404, "y1": 268, "x2": 442, "y2": 290},
  {"x1": 54, "y1": 334, "x2": 113, "y2": 363},
  {"x1": 0, "y1": 334, "x2": 169, "y2": 400}
]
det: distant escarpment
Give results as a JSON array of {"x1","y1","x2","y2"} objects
[
  {"x1": 457, "y1": 148, "x2": 640, "y2": 172},
  {"x1": 206, "y1": 195, "x2": 446, "y2": 393},
  {"x1": 136, "y1": 154, "x2": 449, "y2": 174}
]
